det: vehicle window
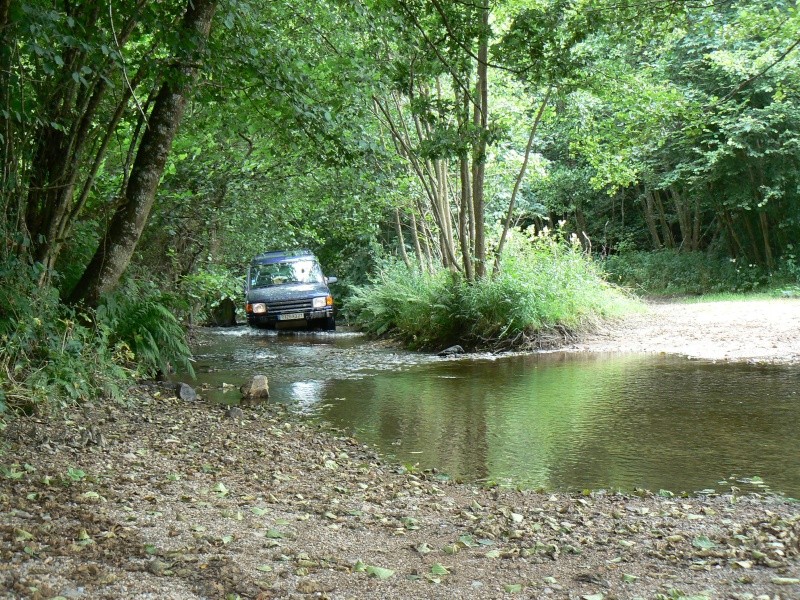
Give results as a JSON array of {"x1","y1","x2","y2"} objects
[{"x1": 250, "y1": 260, "x2": 324, "y2": 287}]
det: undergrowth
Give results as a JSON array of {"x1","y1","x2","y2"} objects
[
  {"x1": 0, "y1": 259, "x2": 193, "y2": 416},
  {"x1": 602, "y1": 250, "x2": 800, "y2": 296},
  {"x1": 98, "y1": 280, "x2": 195, "y2": 379},
  {"x1": 345, "y1": 228, "x2": 637, "y2": 350}
]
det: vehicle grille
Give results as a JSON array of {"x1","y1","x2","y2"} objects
[{"x1": 267, "y1": 298, "x2": 313, "y2": 315}]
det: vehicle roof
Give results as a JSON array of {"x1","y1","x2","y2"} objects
[{"x1": 251, "y1": 249, "x2": 317, "y2": 265}]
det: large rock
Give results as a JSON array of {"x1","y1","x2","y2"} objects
[
  {"x1": 175, "y1": 382, "x2": 197, "y2": 402},
  {"x1": 437, "y1": 345, "x2": 464, "y2": 357},
  {"x1": 240, "y1": 375, "x2": 269, "y2": 401},
  {"x1": 207, "y1": 298, "x2": 237, "y2": 327}
]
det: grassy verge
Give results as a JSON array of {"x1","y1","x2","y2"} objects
[{"x1": 344, "y1": 229, "x2": 639, "y2": 350}]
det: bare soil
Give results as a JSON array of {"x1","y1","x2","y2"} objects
[
  {"x1": 572, "y1": 298, "x2": 800, "y2": 364},
  {"x1": 1, "y1": 298, "x2": 799, "y2": 600}
]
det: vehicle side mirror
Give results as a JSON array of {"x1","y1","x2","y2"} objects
[{"x1": 326, "y1": 276, "x2": 338, "y2": 285}]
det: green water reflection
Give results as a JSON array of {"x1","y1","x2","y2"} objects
[{"x1": 190, "y1": 329, "x2": 800, "y2": 496}]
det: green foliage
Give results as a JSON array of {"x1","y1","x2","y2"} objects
[
  {"x1": 180, "y1": 268, "x2": 243, "y2": 325},
  {"x1": 345, "y1": 228, "x2": 635, "y2": 349},
  {"x1": 0, "y1": 258, "x2": 128, "y2": 414},
  {"x1": 602, "y1": 250, "x2": 782, "y2": 295},
  {"x1": 97, "y1": 282, "x2": 195, "y2": 379}
]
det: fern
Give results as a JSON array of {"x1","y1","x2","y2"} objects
[{"x1": 98, "y1": 282, "x2": 195, "y2": 378}]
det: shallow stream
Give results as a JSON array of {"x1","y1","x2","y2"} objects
[{"x1": 189, "y1": 327, "x2": 800, "y2": 498}]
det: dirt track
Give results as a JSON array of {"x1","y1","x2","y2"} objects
[{"x1": 573, "y1": 298, "x2": 800, "y2": 364}]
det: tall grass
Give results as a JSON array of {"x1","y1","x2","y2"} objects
[{"x1": 345, "y1": 228, "x2": 636, "y2": 350}]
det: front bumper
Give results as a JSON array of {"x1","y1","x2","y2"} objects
[{"x1": 247, "y1": 308, "x2": 333, "y2": 326}]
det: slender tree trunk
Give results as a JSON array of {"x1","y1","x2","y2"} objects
[
  {"x1": 0, "y1": 0, "x2": 15, "y2": 259},
  {"x1": 419, "y1": 214, "x2": 437, "y2": 270},
  {"x1": 641, "y1": 190, "x2": 662, "y2": 249},
  {"x1": 691, "y1": 195, "x2": 701, "y2": 251},
  {"x1": 494, "y1": 86, "x2": 551, "y2": 274},
  {"x1": 471, "y1": 2, "x2": 489, "y2": 279},
  {"x1": 670, "y1": 187, "x2": 691, "y2": 250},
  {"x1": 652, "y1": 189, "x2": 675, "y2": 248},
  {"x1": 70, "y1": 0, "x2": 218, "y2": 306},
  {"x1": 742, "y1": 212, "x2": 762, "y2": 265},
  {"x1": 759, "y1": 212, "x2": 774, "y2": 270},
  {"x1": 394, "y1": 208, "x2": 412, "y2": 269},
  {"x1": 409, "y1": 211, "x2": 425, "y2": 271},
  {"x1": 459, "y1": 154, "x2": 474, "y2": 281},
  {"x1": 721, "y1": 208, "x2": 746, "y2": 259}
]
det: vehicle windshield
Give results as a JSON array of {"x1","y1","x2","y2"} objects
[{"x1": 249, "y1": 260, "x2": 324, "y2": 288}]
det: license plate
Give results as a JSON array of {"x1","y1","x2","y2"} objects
[{"x1": 278, "y1": 313, "x2": 304, "y2": 321}]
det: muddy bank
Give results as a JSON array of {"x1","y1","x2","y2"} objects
[{"x1": 1, "y1": 391, "x2": 798, "y2": 600}]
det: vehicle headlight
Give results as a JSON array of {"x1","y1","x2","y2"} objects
[
  {"x1": 252, "y1": 303, "x2": 267, "y2": 314},
  {"x1": 312, "y1": 297, "x2": 327, "y2": 309}
]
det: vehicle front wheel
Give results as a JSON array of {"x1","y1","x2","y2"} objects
[{"x1": 324, "y1": 316, "x2": 336, "y2": 331}]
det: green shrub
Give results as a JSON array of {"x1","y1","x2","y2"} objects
[
  {"x1": 0, "y1": 260, "x2": 195, "y2": 415},
  {"x1": 97, "y1": 281, "x2": 195, "y2": 378},
  {"x1": 0, "y1": 259, "x2": 128, "y2": 414},
  {"x1": 602, "y1": 250, "x2": 772, "y2": 295},
  {"x1": 345, "y1": 227, "x2": 636, "y2": 349},
  {"x1": 179, "y1": 268, "x2": 243, "y2": 325}
]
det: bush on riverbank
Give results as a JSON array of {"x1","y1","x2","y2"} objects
[
  {"x1": 0, "y1": 259, "x2": 193, "y2": 416},
  {"x1": 345, "y1": 228, "x2": 636, "y2": 349},
  {"x1": 602, "y1": 249, "x2": 800, "y2": 296}
]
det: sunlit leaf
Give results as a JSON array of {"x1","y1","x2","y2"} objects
[
  {"x1": 414, "y1": 542, "x2": 432, "y2": 555},
  {"x1": 691, "y1": 536, "x2": 716, "y2": 550},
  {"x1": 365, "y1": 565, "x2": 394, "y2": 579},
  {"x1": 458, "y1": 534, "x2": 476, "y2": 547}
]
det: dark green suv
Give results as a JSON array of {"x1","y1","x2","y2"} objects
[{"x1": 245, "y1": 250, "x2": 337, "y2": 330}]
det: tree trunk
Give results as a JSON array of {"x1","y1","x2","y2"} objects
[
  {"x1": 459, "y1": 154, "x2": 474, "y2": 281},
  {"x1": 691, "y1": 195, "x2": 701, "y2": 251},
  {"x1": 641, "y1": 190, "x2": 662, "y2": 249},
  {"x1": 394, "y1": 208, "x2": 412, "y2": 269},
  {"x1": 670, "y1": 187, "x2": 691, "y2": 250},
  {"x1": 721, "y1": 208, "x2": 746, "y2": 260},
  {"x1": 742, "y1": 212, "x2": 762, "y2": 265},
  {"x1": 0, "y1": 0, "x2": 15, "y2": 259},
  {"x1": 759, "y1": 212, "x2": 774, "y2": 270},
  {"x1": 652, "y1": 189, "x2": 674, "y2": 248},
  {"x1": 70, "y1": 0, "x2": 218, "y2": 306},
  {"x1": 494, "y1": 86, "x2": 551, "y2": 274},
  {"x1": 471, "y1": 2, "x2": 489, "y2": 279},
  {"x1": 409, "y1": 211, "x2": 425, "y2": 271}
]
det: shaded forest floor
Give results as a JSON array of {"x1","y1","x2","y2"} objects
[{"x1": 1, "y1": 297, "x2": 799, "y2": 599}]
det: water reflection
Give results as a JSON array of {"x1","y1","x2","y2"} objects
[{"x1": 189, "y1": 328, "x2": 800, "y2": 497}]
